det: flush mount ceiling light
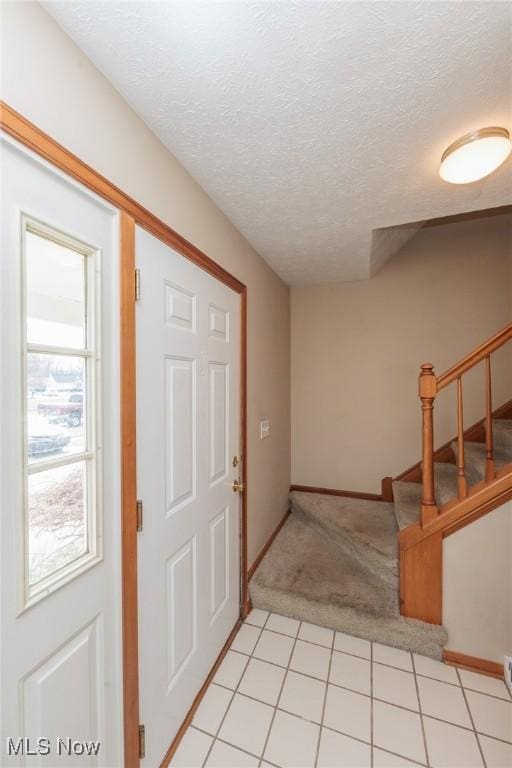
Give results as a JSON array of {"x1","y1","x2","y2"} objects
[{"x1": 439, "y1": 127, "x2": 511, "y2": 184}]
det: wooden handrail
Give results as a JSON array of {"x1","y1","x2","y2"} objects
[
  {"x1": 401, "y1": 463, "x2": 512, "y2": 550},
  {"x1": 437, "y1": 323, "x2": 512, "y2": 390},
  {"x1": 418, "y1": 322, "x2": 512, "y2": 527}
]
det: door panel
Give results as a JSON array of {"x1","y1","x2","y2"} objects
[
  {"x1": 209, "y1": 507, "x2": 229, "y2": 619},
  {"x1": 0, "y1": 136, "x2": 122, "y2": 767},
  {"x1": 165, "y1": 356, "x2": 196, "y2": 511},
  {"x1": 136, "y1": 227, "x2": 241, "y2": 766},
  {"x1": 166, "y1": 538, "x2": 197, "y2": 686},
  {"x1": 209, "y1": 362, "x2": 228, "y2": 484},
  {"x1": 22, "y1": 618, "x2": 103, "y2": 767}
]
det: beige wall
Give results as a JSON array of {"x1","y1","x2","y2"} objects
[
  {"x1": 1, "y1": 1, "x2": 290, "y2": 565},
  {"x1": 443, "y1": 501, "x2": 512, "y2": 663},
  {"x1": 292, "y1": 213, "x2": 512, "y2": 492}
]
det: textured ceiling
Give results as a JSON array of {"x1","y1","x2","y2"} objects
[{"x1": 44, "y1": 1, "x2": 512, "y2": 285}]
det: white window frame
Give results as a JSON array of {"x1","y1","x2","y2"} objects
[{"x1": 20, "y1": 215, "x2": 103, "y2": 611}]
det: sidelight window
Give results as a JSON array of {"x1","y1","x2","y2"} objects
[{"x1": 22, "y1": 218, "x2": 101, "y2": 606}]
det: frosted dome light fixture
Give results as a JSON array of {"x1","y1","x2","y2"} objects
[{"x1": 439, "y1": 127, "x2": 511, "y2": 184}]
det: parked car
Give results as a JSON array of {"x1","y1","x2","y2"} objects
[
  {"x1": 28, "y1": 415, "x2": 71, "y2": 457},
  {"x1": 37, "y1": 392, "x2": 84, "y2": 427}
]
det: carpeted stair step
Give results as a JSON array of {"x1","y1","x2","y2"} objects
[
  {"x1": 451, "y1": 439, "x2": 512, "y2": 483},
  {"x1": 249, "y1": 512, "x2": 447, "y2": 658},
  {"x1": 494, "y1": 419, "x2": 512, "y2": 452},
  {"x1": 433, "y1": 461, "x2": 460, "y2": 504},
  {"x1": 289, "y1": 491, "x2": 398, "y2": 578},
  {"x1": 392, "y1": 480, "x2": 422, "y2": 530},
  {"x1": 392, "y1": 461, "x2": 460, "y2": 530}
]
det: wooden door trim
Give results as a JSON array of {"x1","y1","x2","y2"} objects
[
  {"x1": 120, "y1": 213, "x2": 139, "y2": 766},
  {"x1": 1, "y1": 102, "x2": 249, "y2": 767},
  {"x1": 0, "y1": 102, "x2": 245, "y2": 295}
]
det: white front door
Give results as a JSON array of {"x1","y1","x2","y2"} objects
[
  {"x1": 0, "y1": 137, "x2": 122, "y2": 765},
  {"x1": 136, "y1": 227, "x2": 241, "y2": 766}
]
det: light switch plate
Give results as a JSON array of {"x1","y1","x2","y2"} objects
[{"x1": 260, "y1": 419, "x2": 270, "y2": 439}]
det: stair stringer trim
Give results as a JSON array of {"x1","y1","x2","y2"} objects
[{"x1": 399, "y1": 466, "x2": 512, "y2": 624}]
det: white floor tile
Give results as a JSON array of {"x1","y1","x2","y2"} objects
[
  {"x1": 373, "y1": 700, "x2": 426, "y2": 764},
  {"x1": 459, "y1": 669, "x2": 512, "y2": 700},
  {"x1": 231, "y1": 623, "x2": 261, "y2": 654},
  {"x1": 423, "y1": 716, "x2": 484, "y2": 768},
  {"x1": 317, "y1": 727, "x2": 371, "y2": 767},
  {"x1": 373, "y1": 643, "x2": 413, "y2": 672},
  {"x1": 278, "y1": 670, "x2": 326, "y2": 723},
  {"x1": 245, "y1": 608, "x2": 269, "y2": 627},
  {"x1": 214, "y1": 650, "x2": 249, "y2": 689},
  {"x1": 218, "y1": 693, "x2": 274, "y2": 756},
  {"x1": 298, "y1": 621, "x2": 334, "y2": 648},
  {"x1": 479, "y1": 734, "x2": 512, "y2": 767},
  {"x1": 205, "y1": 740, "x2": 259, "y2": 767},
  {"x1": 193, "y1": 684, "x2": 233, "y2": 735},
  {"x1": 266, "y1": 613, "x2": 300, "y2": 637},
  {"x1": 289, "y1": 639, "x2": 331, "y2": 680},
  {"x1": 323, "y1": 684, "x2": 371, "y2": 743},
  {"x1": 466, "y1": 689, "x2": 512, "y2": 742},
  {"x1": 373, "y1": 747, "x2": 423, "y2": 767},
  {"x1": 170, "y1": 727, "x2": 213, "y2": 767},
  {"x1": 253, "y1": 629, "x2": 295, "y2": 667},
  {"x1": 264, "y1": 709, "x2": 320, "y2": 768},
  {"x1": 413, "y1": 654, "x2": 459, "y2": 685},
  {"x1": 238, "y1": 657, "x2": 286, "y2": 706},
  {"x1": 373, "y1": 663, "x2": 418, "y2": 710},
  {"x1": 329, "y1": 650, "x2": 371, "y2": 695},
  {"x1": 334, "y1": 631, "x2": 371, "y2": 659},
  {"x1": 417, "y1": 675, "x2": 472, "y2": 728}
]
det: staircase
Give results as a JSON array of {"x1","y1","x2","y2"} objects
[
  {"x1": 393, "y1": 418, "x2": 512, "y2": 530},
  {"x1": 249, "y1": 323, "x2": 512, "y2": 659}
]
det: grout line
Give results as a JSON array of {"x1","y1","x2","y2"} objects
[
  {"x1": 193, "y1": 730, "x2": 268, "y2": 765},
  {"x1": 370, "y1": 641, "x2": 374, "y2": 768},
  {"x1": 313, "y1": 623, "x2": 336, "y2": 767},
  {"x1": 372, "y1": 743, "x2": 428, "y2": 767},
  {"x1": 456, "y1": 666, "x2": 488, "y2": 768},
  {"x1": 200, "y1": 618, "x2": 268, "y2": 767},
  {"x1": 415, "y1": 670, "x2": 511, "y2": 702},
  {"x1": 258, "y1": 618, "x2": 303, "y2": 765},
  {"x1": 412, "y1": 650, "x2": 431, "y2": 767}
]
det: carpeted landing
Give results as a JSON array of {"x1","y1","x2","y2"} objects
[
  {"x1": 250, "y1": 493, "x2": 447, "y2": 659},
  {"x1": 250, "y1": 419, "x2": 512, "y2": 659}
]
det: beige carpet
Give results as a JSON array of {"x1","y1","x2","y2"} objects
[{"x1": 250, "y1": 493, "x2": 447, "y2": 658}]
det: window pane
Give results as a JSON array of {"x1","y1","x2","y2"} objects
[
  {"x1": 28, "y1": 462, "x2": 88, "y2": 586},
  {"x1": 26, "y1": 230, "x2": 86, "y2": 348},
  {"x1": 27, "y1": 354, "x2": 86, "y2": 464}
]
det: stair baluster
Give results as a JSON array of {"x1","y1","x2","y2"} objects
[
  {"x1": 456, "y1": 376, "x2": 467, "y2": 499},
  {"x1": 419, "y1": 363, "x2": 438, "y2": 525},
  {"x1": 485, "y1": 355, "x2": 494, "y2": 482}
]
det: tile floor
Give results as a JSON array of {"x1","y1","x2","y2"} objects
[{"x1": 170, "y1": 610, "x2": 512, "y2": 768}]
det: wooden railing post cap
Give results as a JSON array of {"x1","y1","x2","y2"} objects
[{"x1": 419, "y1": 363, "x2": 437, "y2": 398}]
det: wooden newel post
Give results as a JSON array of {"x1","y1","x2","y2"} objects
[{"x1": 419, "y1": 363, "x2": 438, "y2": 525}]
